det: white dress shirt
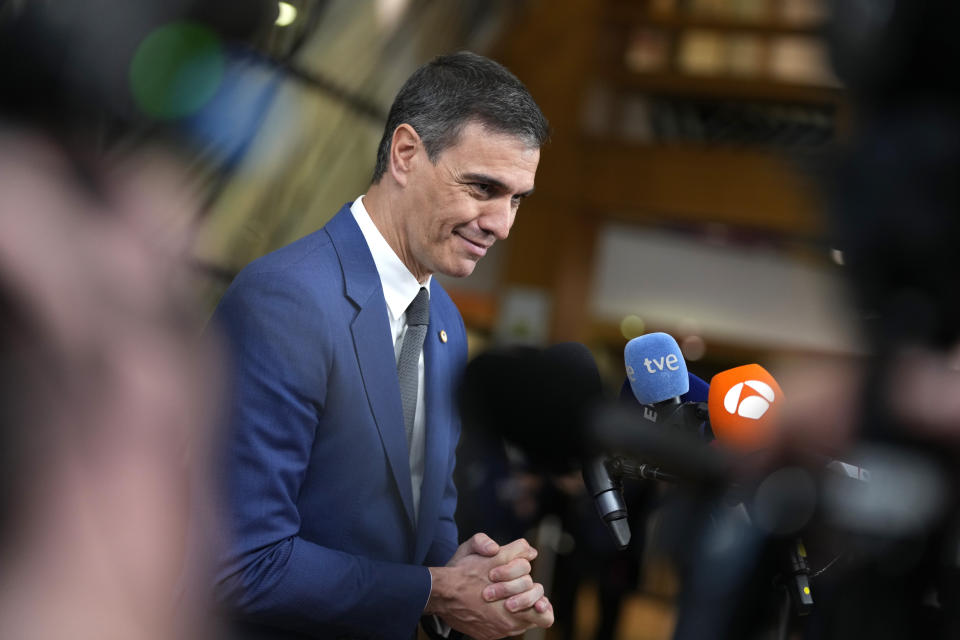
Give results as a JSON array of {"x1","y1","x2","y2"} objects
[
  {"x1": 352, "y1": 197, "x2": 451, "y2": 634},
  {"x1": 351, "y1": 195, "x2": 430, "y2": 519}
]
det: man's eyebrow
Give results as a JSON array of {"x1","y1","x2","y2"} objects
[{"x1": 461, "y1": 173, "x2": 535, "y2": 198}]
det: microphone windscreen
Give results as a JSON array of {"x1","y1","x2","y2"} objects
[
  {"x1": 624, "y1": 333, "x2": 689, "y2": 404},
  {"x1": 685, "y1": 372, "x2": 710, "y2": 403},
  {"x1": 708, "y1": 364, "x2": 784, "y2": 452},
  {"x1": 458, "y1": 342, "x2": 602, "y2": 472},
  {"x1": 618, "y1": 371, "x2": 710, "y2": 404}
]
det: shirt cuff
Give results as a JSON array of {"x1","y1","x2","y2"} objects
[
  {"x1": 429, "y1": 616, "x2": 451, "y2": 638},
  {"x1": 424, "y1": 569, "x2": 451, "y2": 637}
]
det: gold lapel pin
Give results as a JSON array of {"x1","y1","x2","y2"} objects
[{"x1": 439, "y1": 330, "x2": 448, "y2": 343}]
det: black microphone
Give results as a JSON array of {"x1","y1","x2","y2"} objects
[
  {"x1": 534, "y1": 343, "x2": 632, "y2": 549},
  {"x1": 544, "y1": 343, "x2": 632, "y2": 549},
  {"x1": 588, "y1": 404, "x2": 729, "y2": 486},
  {"x1": 459, "y1": 343, "x2": 591, "y2": 473},
  {"x1": 459, "y1": 342, "x2": 632, "y2": 548}
]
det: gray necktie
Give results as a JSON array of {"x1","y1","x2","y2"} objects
[{"x1": 398, "y1": 287, "x2": 429, "y2": 450}]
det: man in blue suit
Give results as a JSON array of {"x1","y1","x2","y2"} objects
[{"x1": 212, "y1": 52, "x2": 554, "y2": 639}]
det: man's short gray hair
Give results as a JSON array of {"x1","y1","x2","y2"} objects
[{"x1": 371, "y1": 51, "x2": 549, "y2": 183}]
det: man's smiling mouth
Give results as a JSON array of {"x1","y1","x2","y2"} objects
[{"x1": 455, "y1": 231, "x2": 491, "y2": 256}]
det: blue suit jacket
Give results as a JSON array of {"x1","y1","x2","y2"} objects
[{"x1": 211, "y1": 204, "x2": 466, "y2": 639}]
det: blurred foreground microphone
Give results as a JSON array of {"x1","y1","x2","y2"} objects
[
  {"x1": 708, "y1": 364, "x2": 785, "y2": 453},
  {"x1": 458, "y1": 342, "x2": 602, "y2": 473},
  {"x1": 545, "y1": 343, "x2": 631, "y2": 548},
  {"x1": 459, "y1": 342, "x2": 633, "y2": 548}
]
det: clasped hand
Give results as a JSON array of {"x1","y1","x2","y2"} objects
[{"x1": 427, "y1": 533, "x2": 554, "y2": 639}]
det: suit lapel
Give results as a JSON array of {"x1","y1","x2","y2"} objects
[
  {"x1": 327, "y1": 206, "x2": 416, "y2": 530},
  {"x1": 415, "y1": 282, "x2": 451, "y2": 560}
]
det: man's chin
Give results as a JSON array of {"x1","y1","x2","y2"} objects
[{"x1": 439, "y1": 260, "x2": 479, "y2": 279}]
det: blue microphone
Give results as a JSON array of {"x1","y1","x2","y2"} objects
[
  {"x1": 619, "y1": 372, "x2": 709, "y2": 405},
  {"x1": 623, "y1": 333, "x2": 713, "y2": 438},
  {"x1": 624, "y1": 333, "x2": 690, "y2": 405},
  {"x1": 684, "y1": 372, "x2": 710, "y2": 403}
]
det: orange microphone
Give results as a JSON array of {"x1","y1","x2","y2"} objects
[{"x1": 708, "y1": 364, "x2": 784, "y2": 453}]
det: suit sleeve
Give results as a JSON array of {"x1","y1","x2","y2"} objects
[
  {"x1": 423, "y1": 442, "x2": 459, "y2": 567},
  {"x1": 423, "y1": 308, "x2": 468, "y2": 568},
  {"x1": 211, "y1": 268, "x2": 430, "y2": 639}
]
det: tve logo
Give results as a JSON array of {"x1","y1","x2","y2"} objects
[
  {"x1": 723, "y1": 379, "x2": 776, "y2": 420},
  {"x1": 643, "y1": 354, "x2": 681, "y2": 374},
  {"x1": 708, "y1": 364, "x2": 784, "y2": 452},
  {"x1": 626, "y1": 354, "x2": 681, "y2": 382}
]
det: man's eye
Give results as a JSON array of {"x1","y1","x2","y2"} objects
[{"x1": 471, "y1": 183, "x2": 492, "y2": 195}]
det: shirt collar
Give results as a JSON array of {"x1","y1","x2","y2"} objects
[{"x1": 351, "y1": 195, "x2": 431, "y2": 321}]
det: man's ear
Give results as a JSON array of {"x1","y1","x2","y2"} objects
[{"x1": 389, "y1": 124, "x2": 421, "y2": 187}]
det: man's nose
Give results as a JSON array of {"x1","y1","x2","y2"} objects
[{"x1": 479, "y1": 197, "x2": 515, "y2": 241}]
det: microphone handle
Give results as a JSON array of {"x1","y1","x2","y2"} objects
[
  {"x1": 609, "y1": 457, "x2": 683, "y2": 484},
  {"x1": 642, "y1": 401, "x2": 710, "y2": 441},
  {"x1": 638, "y1": 396, "x2": 681, "y2": 424},
  {"x1": 582, "y1": 457, "x2": 631, "y2": 549}
]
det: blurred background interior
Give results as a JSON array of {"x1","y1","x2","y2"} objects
[{"x1": 3, "y1": 0, "x2": 952, "y2": 638}]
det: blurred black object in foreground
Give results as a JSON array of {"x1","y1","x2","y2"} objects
[
  {"x1": 831, "y1": 106, "x2": 960, "y2": 352},
  {"x1": 828, "y1": 0, "x2": 960, "y2": 104},
  {"x1": 808, "y1": 2, "x2": 960, "y2": 639},
  {"x1": 0, "y1": 0, "x2": 277, "y2": 131},
  {"x1": 827, "y1": 0, "x2": 960, "y2": 353},
  {"x1": 459, "y1": 343, "x2": 603, "y2": 474}
]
